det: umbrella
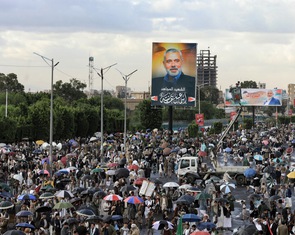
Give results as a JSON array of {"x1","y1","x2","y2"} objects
[
  {"x1": 248, "y1": 193, "x2": 263, "y2": 200},
  {"x1": 178, "y1": 184, "x2": 192, "y2": 190},
  {"x1": 234, "y1": 224, "x2": 257, "y2": 235},
  {"x1": 197, "y1": 222, "x2": 216, "y2": 230},
  {"x1": 182, "y1": 214, "x2": 201, "y2": 222},
  {"x1": 16, "y1": 223, "x2": 35, "y2": 230},
  {"x1": 263, "y1": 165, "x2": 275, "y2": 174},
  {"x1": 76, "y1": 209, "x2": 96, "y2": 217},
  {"x1": 0, "y1": 191, "x2": 13, "y2": 198},
  {"x1": 93, "y1": 190, "x2": 107, "y2": 198},
  {"x1": 55, "y1": 190, "x2": 74, "y2": 198},
  {"x1": 106, "y1": 170, "x2": 116, "y2": 176},
  {"x1": 18, "y1": 194, "x2": 37, "y2": 201},
  {"x1": 253, "y1": 154, "x2": 263, "y2": 161},
  {"x1": 108, "y1": 162, "x2": 119, "y2": 168},
  {"x1": 214, "y1": 197, "x2": 229, "y2": 203},
  {"x1": 195, "y1": 192, "x2": 211, "y2": 200},
  {"x1": 220, "y1": 183, "x2": 236, "y2": 194},
  {"x1": 81, "y1": 188, "x2": 97, "y2": 196},
  {"x1": 35, "y1": 206, "x2": 52, "y2": 213},
  {"x1": 111, "y1": 215, "x2": 123, "y2": 221},
  {"x1": 16, "y1": 210, "x2": 34, "y2": 217},
  {"x1": 86, "y1": 215, "x2": 104, "y2": 223},
  {"x1": 269, "y1": 195, "x2": 281, "y2": 201},
  {"x1": 120, "y1": 185, "x2": 137, "y2": 193},
  {"x1": 244, "y1": 168, "x2": 256, "y2": 178},
  {"x1": 262, "y1": 140, "x2": 269, "y2": 145},
  {"x1": 115, "y1": 168, "x2": 130, "y2": 178},
  {"x1": 124, "y1": 196, "x2": 144, "y2": 204},
  {"x1": 286, "y1": 147, "x2": 293, "y2": 154},
  {"x1": 0, "y1": 182, "x2": 11, "y2": 192},
  {"x1": 191, "y1": 232, "x2": 210, "y2": 235},
  {"x1": 176, "y1": 195, "x2": 195, "y2": 204},
  {"x1": 163, "y1": 182, "x2": 179, "y2": 188},
  {"x1": 103, "y1": 194, "x2": 123, "y2": 201},
  {"x1": 273, "y1": 158, "x2": 283, "y2": 163},
  {"x1": 224, "y1": 147, "x2": 232, "y2": 153},
  {"x1": 128, "y1": 164, "x2": 139, "y2": 170},
  {"x1": 134, "y1": 177, "x2": 147, "y2": 186},
  {"x1": 36, "y1": 140, "x2": 45, "y2": 145},
  {"x1": 152, "y1": 220, "x2": 174, "y2": 230},
  {"x1": 39, "y1": 192, "x2": 55, "y2": 199},
  {"x1": 13, "y1": 174, "x2": 23, "y2": 182},
  {"x1": 55, "y1": 169, "x2": 70, "y2": 175},
  {"x1": 186, "y1": 187, "x2": 202, "y2": 193},
  {"x1": 38, "y1": 169, "x2": 50, "y2": 176},
  {"x1": 0, "y1": 201, "x2": 14, "y2": 209},
  {"x1": 3, "y1": 230, "x2": 26, "y2": 235},
  {"x1": 70, "y1": 197, "x2": 82, "y2": 204},
  {"x1": 53, "y1": 201, "x2": 74, "y2": 210},
  {"x1": 151, "y1": 178, "x2": 163, "y2": 185},
  {"x1": 91, "y1": 168, "x2": 104, "y2": 174},
  {"x1": 287, "y1": 172, "x2": 295, "y2": 179},
  {"x1": 198, "y1": 151, "x2": 207, "y2": 157},
  {"x1": 163, "y1": 147, "x2": 171, "y2": 155},
  {"x1": 205, "y1": 176, "x2": 222, "y2": 184}
]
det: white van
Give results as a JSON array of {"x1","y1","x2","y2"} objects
[{"x1": 177, "y1": 156, "x2": 199, "y2": 177}]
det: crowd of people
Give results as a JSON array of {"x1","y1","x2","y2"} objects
[{"x1": 0, "y1": 123, "x2": 294, "y2": 235}]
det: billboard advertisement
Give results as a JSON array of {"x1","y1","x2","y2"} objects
[
  {"x1": 195, "y1": 113, "x2": 204, "y2": 126},
  {"x1": 230, "y1": 111, "x2": 237, "y2": 121},
  {"x1": 151, "y1": 42, "x2": 197, "y2": 106},
  {"x1": 225, "y1": 88, "x2": 283, "y2": 106}
]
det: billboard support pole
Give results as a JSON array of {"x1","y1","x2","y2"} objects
[{"x1": 168, "y1": 106, "x2": 173, "y2": 143}]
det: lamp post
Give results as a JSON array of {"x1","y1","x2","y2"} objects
[
  {"x1": 117, "y1": 69, "x2": 138, "y2": 152},
  {"x1": 34, "y1": 52, "x2": 59, "y2": 176},
  {"x1": 197, "y1": 83, "x2": 209, "y2": 114},
  {"x1": 94, "y1": 63, "x2": 117, "y2": 162}
]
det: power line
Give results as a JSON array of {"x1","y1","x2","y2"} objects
[{"x1": 0, "y1": 64, "x2": 47, "y2": 67}]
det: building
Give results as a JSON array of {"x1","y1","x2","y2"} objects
[
  {"x1": 258, "y1": 82, "x2": 266, "y2": 89},
  {"x1": 197, "y1": 49, "x2": 218, "y2": 87},
  {"x1": 288, "y1": 83, "x2": 295, "y2": 106}
]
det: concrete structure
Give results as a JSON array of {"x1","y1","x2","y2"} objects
[
  {"x1": 124, "y1": 91, "x2": 150, "y2": 111},
  {"x1": 197, "y1": 49, "x2": 218, "y2": 87}
]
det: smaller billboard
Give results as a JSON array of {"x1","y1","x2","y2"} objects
[
  {"x1": 195, "y1": 113, "x2": 204, "y2": 126},
  {"x1": 230, "y1": 112, "x2": 237, "y2": 121},
  {"x1": 225, "y1": 88, "x2": 283, "y2": 107}
]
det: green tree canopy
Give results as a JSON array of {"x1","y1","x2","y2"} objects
[{"x1": 0, "y1": 73, "x2": 24, "y2": 92}]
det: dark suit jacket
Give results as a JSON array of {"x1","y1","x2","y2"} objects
[
  {"x1": 151, "y1": 72, "x2": 196, "y2": 106},
  {"x1": 264, "y1": 97, "x2": 281, "y2": 105}
]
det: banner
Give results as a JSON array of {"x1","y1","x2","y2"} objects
[
  {"x1": 195, "y1": 113, "x2": 204, "y2": 126},
  {"x1": 230, "y1": 112, "x2": 237, "y2": 121},
  {"x1": 225, "y1": 88, "x2": 283, "y2": 107},
  {"x1": 289, "y1": 109, "x2": 293, "y2": 116},
  {"x1": 151, "y1": 42, "x2": 197, "y2": 107}
]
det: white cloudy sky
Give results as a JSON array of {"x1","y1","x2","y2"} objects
[{"x1": 0, "y1": 0, "x2": 295, "y2": 93}]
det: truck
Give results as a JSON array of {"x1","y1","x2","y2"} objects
[{"x1": 177, "y1": 106, "x2": 249, "y2": 185}]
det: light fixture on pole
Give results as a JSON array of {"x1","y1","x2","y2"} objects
[
  {"x1": 94, "y1": 63, "x2": 117, "y2": 162},
  {"x1": 34, "y1": 52, "x2": 59, "y2": 176},
  {"x1": 116, "y1": 69, "x2": 138, "y2": 152},
  {"x1": 197, "y1": 83, "x2": 209, "y2": 114}
]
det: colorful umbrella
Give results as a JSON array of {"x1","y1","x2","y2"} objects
[
  {"x1": 134, "y1": 177, "x2": 147, "y2": 186},
  {"x1": 198, "y1": 151, "x2": 207, "y2": 157},
  {"x1": 254, "y1": 154, "x2": 263, "y2": 161},
  {"x1": 287, "y1": 171, "x2": 295, "y2": 179},
  {"x1": 16, "y1": 223, "x2": 35, "y2": 230},
  {"x1": 103, "y1": 194, "x2": 123, "y2": 201},
  {"x1": 38, "y1": 169, "x2": 50, "y2": 176},
  {"x1": 91, "y1": 168, "x2": 104, "y2": 174},
  {"x1": 124, "y1": 196, "x2": 144, "y2": 204},
  {"x1": 191, "y1": 232, "x2": 210, "y2": 235}
]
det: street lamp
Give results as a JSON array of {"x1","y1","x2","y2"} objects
[
  {"x1": 197, "y1": 83, "x2": 209, "y2": 114},
  {"x1": 117, "y1": 69, "x2": 138, "y2": 152},
  {"x1": 94, "y1": 63, "x2": 117, "y2": 162},
  {"x1": 34, "y1": 52, "x2": 59, "y2": 176}
]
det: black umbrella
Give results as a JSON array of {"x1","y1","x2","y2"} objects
[
  {"x1": 81, "y1": 188, "x2": 96, "y2": 196},
  {"x1": 64, "y1": 218, "x2": 80, "y2": 225},
  {"x1": 0, "y1": 201, "x2": 14, "y2": 209},
  {"x1": 72, "y1": 187, "x2": 86, "y2": 195},
  {"x1": 176, "y1": 195, "x2": 195, "y2": 204},
  {"x1": 70, "y1": 197, "x2": 82, "y2": 205},
  {"x1": 115, "y1": 168, "x2": 130, "y2": 178},
  {"x1": 81, "y1": 174, "x2": 92, "y2": 181},
  {"x1": 78, "y1": 205, "x2": 97, "y2": 215},
  {"x1": 120, "y1": 185, "x2": 137, "y2": 193},
  {"x1": 234, "y1": 224, "x2": 257, "y2": 235},
  {"x1": 215, "y1": 198, "x2": 229, "y2": 203},
  {"x1": 3, "y1": 230, "x2": 26, "y2": 235},
  {"x1": 93, "y1": 190, "x2": 106, "y2": 198},
  {"x1": 86, "y1": 215, "x2": 104, "y2": 223},
  {"x1": 76, "y1": 209, "x2": 96, "y2": 217},
  {"x1": 35, "y1": 206, "x2": 52, "y2": 213}
]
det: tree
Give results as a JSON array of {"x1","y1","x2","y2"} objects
[
  {"x1": 53, "y1": 78, "x2": 87, "y2": 103},
  {"x1": 201, "y1": 86, "x2": 220, "y2": 104},
  {"x1": 240, "y1": 80, "x2": 258, "y2": 88},
  {"x1": 137, "y1": 100, "x2": 162, "y2": 130},
  {"x1": 0, "y1": 73, "x2": 24, "y2": 92}
]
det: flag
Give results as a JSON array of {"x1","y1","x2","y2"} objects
[{"x1": 177, "y1": 216, "x2": 183, "y2": 235}]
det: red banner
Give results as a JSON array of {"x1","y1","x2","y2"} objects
[
  {"x1": 289, "y1": 109, "x2": 293, "y2": 116},
  {"x1": 195, "y1": 113, "x2": 204, "y2": 126}
]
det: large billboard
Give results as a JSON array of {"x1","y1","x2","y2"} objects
[
  {"x1": 151, "y1": 42, "x2": 197, "y2": 106},
  {"x1": 225, "y1": 88, "x2": 283, "y2": 106}
]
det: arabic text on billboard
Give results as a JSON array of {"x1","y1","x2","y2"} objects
[
  {"x1": 225, "y1": 88, "x2": 283, "y2": 107},
  {"x1": 151, "y1": 42, "x2": 197, "y2": 107}
]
